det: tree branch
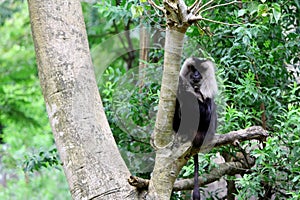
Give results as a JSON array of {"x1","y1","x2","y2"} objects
[
  {"x1": 148, "y1": 0, "x2": 164, "y2": 11},
  {"x1": 173, "y1": 160, "x2": 254, "y2": 191},
  {"x1": 213, "y1": 126, "x2": 268, "y2": 148},
  {"x1": 129, "y1": 126, "x2": 268, "y2": 190},
  {"x1": 194, "y1": 0, "x2": 213, "y2": 14},
  {"x1": 194, "y1": 126, "x2": 268, "y2": 154},
  {"x1": 189, "y1": 16, "x2": 239, "y2": 26},
  {"x1": 128, "y1": 158, "x2": 255, "y2": 191},
  {"x1": 188, "y1": 0, "x2": 202, "y2": 11},
  {"x1": 199, "y1": 1, "x2": 239, "y2": 14}
]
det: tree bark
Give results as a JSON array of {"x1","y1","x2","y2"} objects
[{"x1": 27, "y1": 1, "x2": 138, "y2": 199}]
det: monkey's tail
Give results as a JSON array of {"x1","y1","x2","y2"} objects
[{"x1": 193, "y1": 154, "x2": 200, "y2": 200}]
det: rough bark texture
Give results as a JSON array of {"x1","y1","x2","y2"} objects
[{"x1": 27, "y1": 1, "x2": 138, "y2": 199}]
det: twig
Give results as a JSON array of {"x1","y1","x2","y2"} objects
[
  {"x1": 173, "y1": 160, "x2": 255, "y2": 191},
  {"x1": 233, "y1": 140, "x2": 251, "y2": 168},
  {"x1": 195, "y1": 0, "x2": 214, "y2": 14},
  {"x1": 196, "y1": 22, "x2": 213, "y2": 37},
  {"x1": 148, "y1": 0, "x2": 164, "y2": 12},
  {"x1": 190, "y1": 16, "x2": 239, "y2": 26},
  {"x1": 188, "y1": 0, "x2": 202, "y2": 12},
  {"x1": 113, "y1": 21, "x2": 127, "y2": 51},
  {"x1": 199, "y1": 1, "x2": 239, "y2": 14}
]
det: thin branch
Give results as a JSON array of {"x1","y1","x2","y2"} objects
[
  {"x1": 148, "y1": 0, "x2": 164, "y2": 12},
  {"x1": 128, "y1": 126, "x2": 268, "y2": 190},
  {"x1": 128, "y1": 159, "x2": 255, "y2": 191},
  {"x1": 199, "y1": 1, "x2": 239, "y2": 14},
  {"x1": 195, "y1": 0, "x2": 214, "y2": 14},
  {"x1": 173, "y1": 160, "x2": 255, "y2": 191},
  {"x1": 190, "y1": 16, "x2": 239, "y2": 26},
  {"x1": 153, "y1": 7, "x2": 164, "y2": 17},
  {"x1": 233, "y1": 140, "x2": 251, "y2": 168},
  {"x1": 196, "y1": 22, "x2": 213, "y2": 37},
  {"x1": 124, "y1": 20, "x2": 135, "y2": 69},
  {"x1": 213, "y1": 126, "x2": 268, "y2": 148},
  {"x1": 188, "y1": 0, "x2": 202, "y2": 12}
]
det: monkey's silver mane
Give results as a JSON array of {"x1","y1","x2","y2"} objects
[{"x1": 180, "y1": 57, "x2": 218, "y2": 101}]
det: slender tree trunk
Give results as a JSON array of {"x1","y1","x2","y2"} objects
[
  {"x1": 138, "y1": 24, "x2": 149, "y2": 90},
  {"x1": 147, "y1": 28, "x2": 188, "y2": 200},
  {"x1": 27, "y1": 1, "x2": 138, "y2": 199}
]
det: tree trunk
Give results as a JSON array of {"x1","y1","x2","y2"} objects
[
  {"x1": 148, "y1": 28, "x2": 188, "y2": 199},
  {"x1": 147, "y1": 1, "x2": 191, "y2": 199},
  {"x1": 138, "y1": 24, "x2": 149, "y2": 90},
  {"x1": 27, "y1": 0, "x2": 138, "y2": 199}
]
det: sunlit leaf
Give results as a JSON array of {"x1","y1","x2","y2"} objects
[{"x1": 272, "y1": 3, "x2": 281, "y2": 23}]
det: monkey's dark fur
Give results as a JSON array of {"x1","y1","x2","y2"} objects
[{"x1": 173, "y1": 57, "x2": 217, "y2": 200}]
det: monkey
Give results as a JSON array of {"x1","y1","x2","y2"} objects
[{"x1": 173, "y1": 57, "x2": 218, "y2": 200}]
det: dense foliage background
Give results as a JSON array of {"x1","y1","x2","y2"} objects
[{"x1": 0, "y1": 0, "x2": 299, "y2": 199}]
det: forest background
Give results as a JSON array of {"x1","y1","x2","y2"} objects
[{"x1": 0, "y1": 0, "x2": 299, "y2": 199}]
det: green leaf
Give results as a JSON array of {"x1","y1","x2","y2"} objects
[
  {"x1": 242, "y1": 36, "x2": 250, "y2": 45},
  {"x1": 272, "y1": 3, "x2": 281, "y2": 23},
  {"x1": 238, "y1": 9, "x2": 246, "y2": 17},
  {"x1": 258, "y1": 4, "x2": 269, "y2": 17},
  {"x1": 292, "y1": 176, "x2": 300, "y2": 183},
  {"x1": 131, "y1": 5, "x2": 143, "y2": 18}
]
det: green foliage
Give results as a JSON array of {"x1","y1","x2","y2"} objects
[
  {"x1": 181, "y1": 153, "x2": 218, "y2": 178},
  {"x1": 185, "y1": 0, "x2": 300, "y2": 198},
  {"x1": 89, "y1": 0, "x2": 300, "y2": 199},
  {"x1": 236, "y1": 99, "x2": 300, "y2": 199},
  {"x1": 129, "y1": 82, "x2": 160, "y2": 127},
  {"x1": 98, "y1": 60, "x2": 163, "y2": 177},
  {"x1": 0, "y1": 0, "x2": 25, "y2": 25},
  {"x1": 94, "y1": 0, "x2": 140, "y2": 29},
  {"x1": 23, "y1": 147, "x2": 60, "y2": 173},
  {"x1": 0, "y1": 167, "x2": 70, "y2": 200},
  {"x1": 99, "y1": 65, "x2": 161, "y2": 154}
]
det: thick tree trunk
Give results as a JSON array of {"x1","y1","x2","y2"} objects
[{"x1": 27, "y1": 0, "x2": 138, "y2": 199}]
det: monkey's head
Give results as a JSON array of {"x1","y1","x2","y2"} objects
[{"x1": 180, "y1": 57, "x2": 218, "y2": 101}]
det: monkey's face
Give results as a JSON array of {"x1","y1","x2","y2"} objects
[
  {"x1": 188, "y1": 65, "x2": 202, "y2": 94},
  {"x1": 180, "y1": 57, "x2": 218, "y2": 100}
]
